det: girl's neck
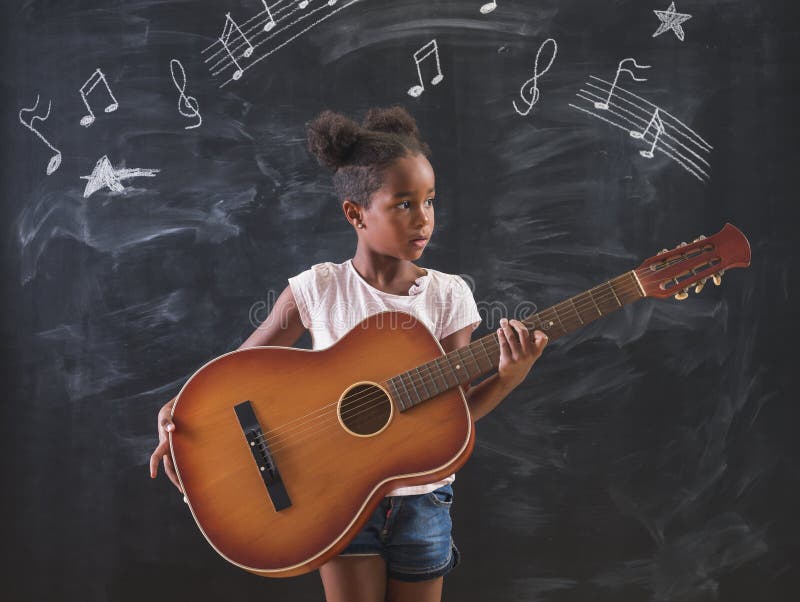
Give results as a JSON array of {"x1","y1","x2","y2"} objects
[{"x1": 351, "y1": 247, "x2": 423, "y2": 288}]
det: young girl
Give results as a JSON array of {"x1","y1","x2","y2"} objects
[{"x1": 150, "y1": 106, "x2": 548, "y2": 602}]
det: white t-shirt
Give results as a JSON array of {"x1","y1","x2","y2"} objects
[{"x1": 288, "y1": 258, "x2": 482, "y2": 496}]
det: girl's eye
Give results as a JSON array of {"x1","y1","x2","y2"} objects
[{"x1": 398, "y1": 199, "x2": 435, "y2": 209}]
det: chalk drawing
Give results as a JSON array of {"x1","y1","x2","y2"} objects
[
  {"x1": 630, "y1": 108, "x2": 664, "y2": 158},
  {"x1": 569, "y1": 70, "x2": 713, "y2": 181},
  {"x1": 480, "y1": 1, "x2": 497, "y2": 14},
  {"x1": 169, "y1": 59, "x2": 202, "y2": 129},
  {"x1": 407, "y1": 39, "x2": 444, "y2": 98},
  {"x1": 593, "y1": 58, "x2": 651, "y2": 110},
  {"x1": 78, "y1": 68, "x2": 119, "y2": 127},
  {"x1": 18, "y1": 94, "x2": 62, "y2": 175},
  {"x1": 203, "y1": 0, "x2": 358, "y2": 88},
  {"x1": 652, "y1": 2, "x2": 692, "y2": 42},
  {"x1": 81, "y1": 155, "x2": 160, "y2": 198},
  {"x1": 513, "y1": 38, "x2": 558, "y2": 117}
]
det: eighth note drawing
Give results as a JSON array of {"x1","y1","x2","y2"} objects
[
  {"x1": 407, "y1": 39, "x2": 444, "y2": 98},
  {"x1": 480, "y1": 1, "x2": 497, "y2": 14},
  {"x1": 18, "y1": 94, "x2": 62, "y2": 175},
  {"x1": 630, "y1": 108, "x2": 664, "y2": 158},
  {"x1": 593, "y1": 58, "x2": 651, "y2": 110},
  {"x1": 81, "y1": 155, "x2": 160, "y2": 198},
  {"x1": 169, "y1": 59, "x2": 202, "y2": 130},
  {"x1": 513, "y1": 38, "x2": 558, "y2": 117},
  {"x1": 79, "y1": 68, "x2": 118, "y2": 127},
  {"x1": 220, "y1": 12, "x2": 255, "y2": 80}
]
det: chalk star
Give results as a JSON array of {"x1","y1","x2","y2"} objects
[
  {"x1": 81, "y1": 155, "x2": 160, "y2": 198},
  {"x1": 652, "y1": 2, "x2": 692, "y2": 42}
]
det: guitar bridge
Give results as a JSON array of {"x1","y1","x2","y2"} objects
[{"x1": 234, "y1": 400, "x2": 292, "y2": 512}]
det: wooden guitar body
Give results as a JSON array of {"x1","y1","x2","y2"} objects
[{"x1": 170, "y1": 312, "x2": 474, "y2": 577}]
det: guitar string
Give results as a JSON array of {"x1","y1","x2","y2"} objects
[
  {"x1": 252, "y1": 257, "x2": 719, "y2": 450},
  {"x1": 253, "y1": 275, "x2": 645, "y2": 450},
  {"x1": 247, "y1": 255, "x2": 720, "y2": 453}
]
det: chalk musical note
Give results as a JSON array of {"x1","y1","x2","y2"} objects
[
  {"x1": 407, "y1": 39, "x2": 444, "y2": 98},
  {"x1": 299, "y1": 0, "x2": 309, "y2": 7},
  {"x1": 261, "y1": 0, "x2": 276, "y2": 31},
  {"x1": 169, "y1": 59, "x2": 202, "y2": 130},
  {"x1": 630, "y1": 108, "x2": 664, "y2": 158},
  {"x1": 81, "y1": 155, "x2": 160, "y2": 198},
  {"x1": 220, "y1": 12, "x2": 254, "y2": 80},
  {"x1": 18, "y1": 94, "x2": 62, "y2": 175},
  {"x1": 513, "y1": 38, "x2": 558, "y2": 117},
  {"x1": 79, "y1": 68, "x2": 119, "y2": 127},
  {"x1": 480, "y1": 1, "x2": 497, "y2": 14},
  {"x1": 593, "y1": 58, "x2": 651, "y2": 110}
]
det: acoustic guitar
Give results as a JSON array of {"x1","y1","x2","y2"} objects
[{"x1": 169, "y1": 223, "x2": 750, "y2": 577}]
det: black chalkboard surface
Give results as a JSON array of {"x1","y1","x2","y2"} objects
[{"x1": 2, "y1": 1, "x2": 797, "y2": 600}]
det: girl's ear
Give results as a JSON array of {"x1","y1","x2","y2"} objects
[{"x1": 342, "y1": 199, "x2": 363, "y2": 228}]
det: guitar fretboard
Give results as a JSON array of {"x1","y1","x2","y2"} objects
[{"x1": 385, "y1": 271, "x2": 644, "y2": 411}]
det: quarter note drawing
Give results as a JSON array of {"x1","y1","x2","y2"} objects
[
  {"x1": 593, "y1": 58, "x2": 650, "y2": 110},
  {"x1": 652, "y1": 2, "x2": 692, "y2": 41},
  {"x1": 169, "y1": 59, "x2": 202, "y2": 130},
  {"x1": 203, "y1": 0, "x2": 356, "y2": 88},
  {"x1": 220, "y1": 12, "x2": 255, "y2": 80},
  {"x1": 262, "y1": 1, "x2": 276, "y2": 31},
  {"x1": 513, "y1": 38, "x2": 558, "y2": 117},
  {"x1": 630, "y1": 108, "x2": 663, "y2": 158},
  {"x1": 18, "y1": 94, "x2": 62, "y2": 175},
  {"x1": 480, "y1": 1, "x2": 497, "y2": 14},
  {"x1": 569, "y1": 63, "x2": 713, "y2": 182},
  {"x1": 407, "y1": 39, "x2": 444, "y2": 98},
  {"x1": 78, "y1": 68, "x2": 119, "y2": 127},
  {"x1": 81, "y1": 155, "x2": 160, "y2": 198}
]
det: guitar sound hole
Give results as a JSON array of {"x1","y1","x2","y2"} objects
[{"x1": 338, "y1": 383, "x2": 392, "y2": 437}]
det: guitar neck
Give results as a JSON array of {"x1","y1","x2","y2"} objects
[{"x1": 386, "y1": 270, "x2": 645, "y2": 412}]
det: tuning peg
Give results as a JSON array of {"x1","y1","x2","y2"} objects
[
  {"x1": 712, "y1": 270, "x2": 725, "y2": 286},
  {"x1": 694, "y1": 277, "x2": 708, "y2": 294},
  {"x1": 693, "y1": 234, "x2": 707, "y2": 242},
  {"x1": 674, "y1": 288, "x2": 689, "y2": 300},
  {"x1": 678, "y1": 241, "x2": 688, "y2": 247},
  {"x1": 660, "y1": 248, "x2": 669, "y2": 254}
]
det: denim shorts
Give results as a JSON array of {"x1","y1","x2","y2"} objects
[{"x1": 339, "y1": 483, "x2": 460, "y2": 582}]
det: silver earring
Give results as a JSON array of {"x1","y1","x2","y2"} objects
[{"x1": 357, "y1": 223, "x2": 364, "y2": 229}]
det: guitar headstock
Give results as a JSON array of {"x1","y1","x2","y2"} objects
[{"x1": 636, "y1": 223, "x2": 751, "y2": 299}]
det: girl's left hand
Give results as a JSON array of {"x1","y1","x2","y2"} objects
[{"x1": 496, "y1": 318, "x2": 548, "y2": 387}]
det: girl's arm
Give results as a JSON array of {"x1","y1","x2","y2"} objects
[
  {"x1": 440, "y1": 318, "x2": 548, "y2": 422},
  {"x1": 150, "y1": 285, "x2": 307, "y2": 491}
]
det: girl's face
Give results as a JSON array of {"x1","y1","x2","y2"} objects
[{"x1": 361, "y1": 153, "x2": 436, "y2": 260}]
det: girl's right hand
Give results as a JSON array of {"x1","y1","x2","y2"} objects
[{"x1": 149, "y1": 397, "x2": 183, "y2": 493}]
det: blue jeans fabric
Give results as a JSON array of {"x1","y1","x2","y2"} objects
[{"x1": 339, "y1": 483, "x2": 460, "y2": 582}]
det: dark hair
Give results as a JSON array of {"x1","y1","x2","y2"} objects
[{"x1": 306, "y1": 106, "x2": 431, "y2": 209}]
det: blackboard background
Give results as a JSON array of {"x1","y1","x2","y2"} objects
[{"x1": 2, "y1": 0, "x2": 797, "y2": 600}]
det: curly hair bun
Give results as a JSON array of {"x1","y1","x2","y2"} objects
[
  {"x1": 306, "y1": 110, "x2": 362, "y2": 171},
  {"x1": 362, "y1": 106, "x2": 421, "y2": 139}
]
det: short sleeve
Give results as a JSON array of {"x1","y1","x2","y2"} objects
[
  {"x1": 287, "y1": 269, "x2": 315, "y2": 330},
  {"x1": 440, "y1": 275, "x2": 482, "y2": 340}
]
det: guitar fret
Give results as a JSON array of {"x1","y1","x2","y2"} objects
[
  {"x1": 609, "y1": 280, "x2": 622, "y2": 306},
  {"x1": 405, "y1": 371, "x2": 422, "y2": 406},
  {"x1": 569, "y1": 298, "x2": 585, "y2": 325},
  {"x1": 550, "y1": 306, "x2": 567, "y2": 334},
  {"x1": 389, "y1": 378, "x2": 407, "y2": 411},
  {"x1": 587, "y1": 289, "x2": 603, "y2": 316},
  {"x1": 396, "y1": 374, "x2": 411, "y2": 409},
  {"x1": 415, "y1": 365, "x2": 431, "y2": 399},
  {"x1": 425, "y1": 360, "x2": 441, "y2": 397}
]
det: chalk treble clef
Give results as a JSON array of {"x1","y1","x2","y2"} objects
[
  {"x1": 513, "y1": 38, "x2": 558, "y2": 117},
  {"x1": 170, "y1": 59, "x2": 202, "y2": 130}
]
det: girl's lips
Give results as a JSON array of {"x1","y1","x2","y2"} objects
[{"x1": 411, "y1": 238, "x2": 428, "y2": 247}]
